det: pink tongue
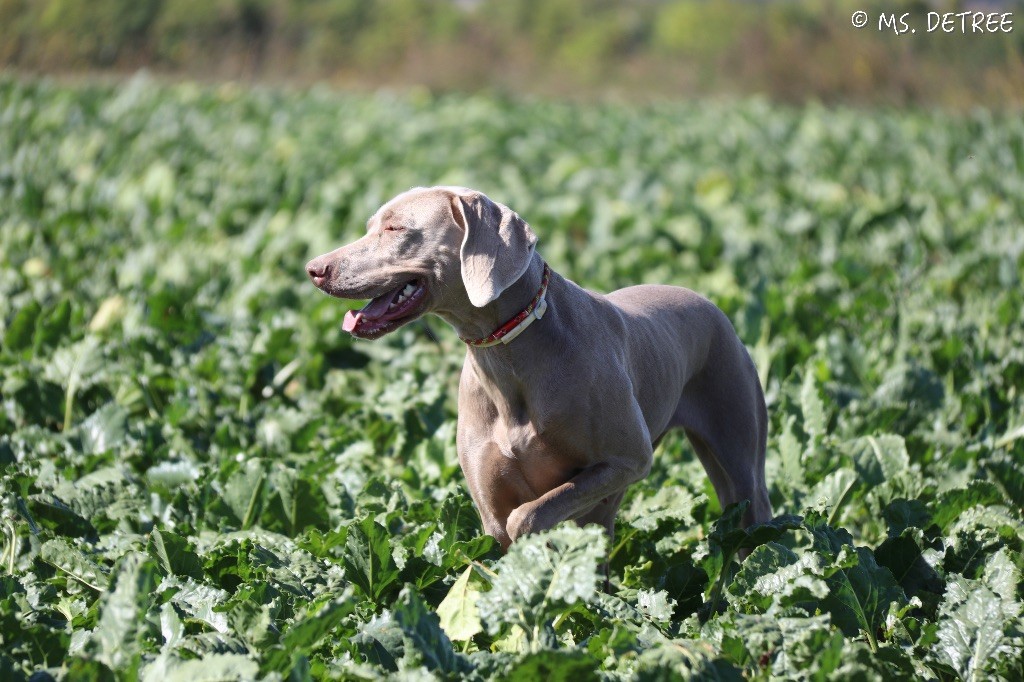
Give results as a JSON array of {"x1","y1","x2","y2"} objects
[
  {"x1": 360, "y1": 289, "x2": 399, "y2": 319},
  {"x1": 342, "y1": 285, "x2": 403, "y2": 333},
  {"x1": 342, "y1": 311, "x2": 362, "y2": 332}
]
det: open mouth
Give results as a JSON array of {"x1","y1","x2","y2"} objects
[{"x1": 342, "y1": 279, "x2": 428, "y2": 339}]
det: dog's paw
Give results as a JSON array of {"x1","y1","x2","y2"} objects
[{"x1": 505, "y1": 505, "x2": 538, "y2": 541}]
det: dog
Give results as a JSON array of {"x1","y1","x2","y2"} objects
[{"x1": 307, "y1": 186, "x2": 772, "y2": 551}]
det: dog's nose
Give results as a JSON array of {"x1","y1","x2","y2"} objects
[{"x1": 306, "y1": 258, "x2": 331, "y2": 286}]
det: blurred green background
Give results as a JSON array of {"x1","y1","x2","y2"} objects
[{"x1": 1, "y1": 0, "x2": 1022, "y2": 107}]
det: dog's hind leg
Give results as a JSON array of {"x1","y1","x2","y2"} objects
[
  {"x1": 683, "y1": 428, "x2": 771, "y2": 528},
  {"x1": 671, "y1": 363, "x2": 772, "y2": 529}
]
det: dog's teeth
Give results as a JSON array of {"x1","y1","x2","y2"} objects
[{"x1": 403, "y1": 284, "x2": 416, "y2": 296}]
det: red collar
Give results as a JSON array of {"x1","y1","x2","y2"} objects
[{"x1": 461, "y1": 263, "x2": 551, "y2": 347}]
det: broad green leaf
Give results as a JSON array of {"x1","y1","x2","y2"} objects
[
  {"x1": 225, "y1": 600, "x2": 276, "y2": 651},
  {"x1": 43, "y1": 335, "x2": 105, "y2": 430},
  {"x1": 398, "y1": 494, "x2": 499, "y2": 591},
  {"x1": 873, "y1": 534, "x2": 943, "y2": 599},
  {"x1": 807, "y1": 468, "x2": 859, "y2": 526},
  {"x1": 263, "y1": 596, "x2": 355, "y2": 672},
  {"x1": 619, "y1": 547, "x2": 707, "y2": 620},
  {"x1": 500, "y1": 648, "x2": 601, "y2": 681},
  {"x1": 39, "y1": 538, "x2": 109, "y2": 591},
  {"x1": 636, "y1": 588, "x2": 677, "y2": 624},
  {"x1": 199, "y1": 535, "x2": 316, "y2": 601},
  {"x1": 79, "y1": 403, "x2": 128, "y2": 456},
  {"x1": 634, "y1": 639, "x2": 743, "y2": 680},
  {"x1": 93, "y1": 552, "x2": 160, "y2": 675},
  {"x1": 145, "y1": 653, "x2": 259, "y2": 682},
  {"x1": 882, "y1": 498, "x2": 932, "y2": 537},
  {"x1": 715, "y1": 612, "x2": 785, "y2": 670},
  {"x1": 950, "y1": 505, "x2": 1024, "y2": 543},
  {"x1": 477, "y1": 525, "x2": 606, "y2": 638},
  {"x1": 932, "y1": 577, "x2": 1024, "y2": 681},
  {"x1": 44, "y1": 335, "x2": 104, "y2": 389},
  {"x1": 983, "y1": 452, "x2": 1024, "y2": 510},
  {"x1": 584, "y1": 625, "x2": 640, "y2": 665},
  {"x1": 437, "y1": 565, "x2": 487, "y2": 641},
  {"x1": 148, "y1": 529, "x2": 204, "y2": 581},
  {"x1": 800, "y1": 368, "x2": 829, "y2": 441},
  {"x1": 158, "y1": 576, "x2": 231, "y2": 633},
  {"x1": 354, "y1": 612, "x2": 405, "y2": 672},
  {"x1": 391, "y1": 586, "x2": 471, "y2": 675},
  {"x1": 717, "y1": 613, "x2": 842, "y2": 679},
  {"x1": 341, "y1": 516, "x2": 402, "y2": 605},
  {"x1": 223, "y1": 459, "x2": 267, "y2": 530},
  {"x1": 28, "y1": 494, "x2": 95, "y2": 538},
  {"x1": 145, "y1": 460, "x2": 202, "y2": 489},
  {"x1": 299, "y1": 527, "x2": 349, "y2": 559},
  {"x1": 932, "y1": 480, "x2": 1005, "y2": 531},
  {"x1": 981, "y1": 548, "x2": 1021, "y2": 606},
  {"x1": 3, "y1": 300, "x2": 41, "y2": 352},
  {"x1": 282, "y1": 598, "x2": 354, "y2": 650},
  {"x1": 0, "y1": 577, "x2": 72, "y2": 670},
  {"x1": 590, "y1": 591, "x2": 657, "y2": 634},
  {"x1": 727, "y1": 542, "x2": 829, "y2": 613},
  {"x1": 697, "y1": 502, "x2": 802, "y2": 602},
  {"x1": 159, "y1": 602, "x2": 184, "y2": 650},
  {"x1": 50, "y1": 466, "x2": 139, "y2": 522},
  {"x1": 621, "y1": 485, "x2": 705, "y2": 532},
  {"x1": 353, "y1": 589, "x2": 471, "y2": 675},
  {"x1": 1, "y1": 370, "x2": 65, "y2": 427},
  {"x1": 872, "y1": 361, "x2": 944, "y2": 430},
  {"x1": 33, "y1": 298, "x2": 72, "y2": 351},
  {"x1": 270, "y1": 464, "x2": 330, "y2": 535},
  {"x1": 804, "y1": 518, "x2": 907, "y2": 645},
  {"x1": 777, "y1": 415, "x2": 805, "y2": 494},
  {"x1": 844, "y1": 434, "x2": 909, "y2": 487}
]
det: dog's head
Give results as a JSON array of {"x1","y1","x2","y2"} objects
[{"x1": 306, "y1": 186, "x2": 537, "y2": 339}]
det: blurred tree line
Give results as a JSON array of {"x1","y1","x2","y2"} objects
[{"x1": 1, "y1": 0, "x2": 1021, "y2": 106}]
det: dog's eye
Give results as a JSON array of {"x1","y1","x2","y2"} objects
[{"x1": 383, "y1": 225, "x2": 405, "y2": 233}]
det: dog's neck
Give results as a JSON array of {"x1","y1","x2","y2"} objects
[{"x1": 442, "y1": 253, "x2": 549, "y2": 345}]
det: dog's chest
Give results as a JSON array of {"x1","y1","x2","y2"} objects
[
  {"x1": 465, "y1": 355, "x2": 595, "y2": 482},
  {"x1": 495, "y1": 419, "x2": 545, "y2": 461},
  {"x1": 492, "y1": 409, "x2": 588, "y2": 466},
  {"x1": 489, "y1": 416, "x2": 583, "y2": 494}
]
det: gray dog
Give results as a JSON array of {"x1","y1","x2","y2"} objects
[{"x1": 307, "y1": 186, "x2": 772, "y2": 550}]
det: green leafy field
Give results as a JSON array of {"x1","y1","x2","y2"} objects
[{"x1": 1, "y1": 77, "x2": 1023, "y2": 680}]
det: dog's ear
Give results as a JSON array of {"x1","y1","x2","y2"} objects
[{"x1": 451, "y1": 191, "x2": 537, "y2": 307}]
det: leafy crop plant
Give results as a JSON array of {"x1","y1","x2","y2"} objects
[{"x1": 1, "y1": 78, "x2": 1022, "y2": 680}]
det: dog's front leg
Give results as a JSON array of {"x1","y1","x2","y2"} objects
[{"x1": 505, "y1": 456, "x2": 649, "y2": 541}]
